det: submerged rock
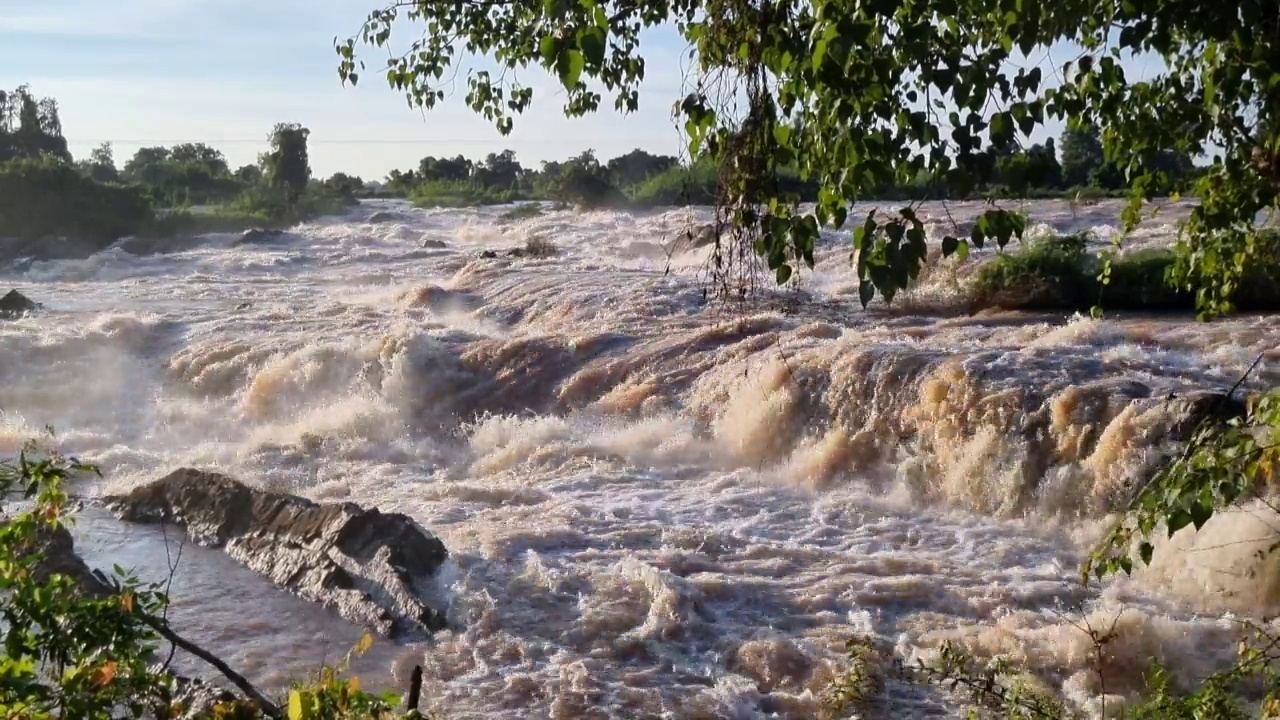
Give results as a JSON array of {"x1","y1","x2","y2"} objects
[
  {"x1": 367, "y1": 211, "x2": 398, "y2": 224},
  {"x1": 234, "y1": 228, "x2": 287, "y2": 246},
  {"x1": 421, "y1": 239, "x2": 447, "y2": 249},
  {"x1": 107, "y1": 468, "x2": 451, "y2": 638},
  {"x1": 0, "y1": 289, "x2": 39, "y2": 318}
]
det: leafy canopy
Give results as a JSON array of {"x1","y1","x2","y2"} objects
[{"x1": 340, "y1": 0, "x2": 1277, "y2": 309}]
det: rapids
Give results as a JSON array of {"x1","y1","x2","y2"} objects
[{"x1": 1, "y1": 198, "x2": 1278, "y2": 718}]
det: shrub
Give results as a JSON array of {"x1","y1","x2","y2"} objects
[
  {"x1": 497, "y1": 203, "x2": 544, "y2": 222},
  {"x1": 0, "y1": 157, "x2": 154, "y2": 243},
  {"x1": 410, "y1": 180, "x2": 525, "y2": 207},
  {"x1": 967, "y1": 232, "x2": 1280, "y2": 313}
]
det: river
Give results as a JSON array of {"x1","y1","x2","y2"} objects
[{"x1": 1, "y1": 199, "x2": 1277, "y2": 718}]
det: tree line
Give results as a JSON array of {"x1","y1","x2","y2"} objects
[
  {"x1": 378, "y1": 126, "x2": 1201, "y2": 210},
  {"x1": 0, "y1": 85, "x2": 354, "y2": 249}
]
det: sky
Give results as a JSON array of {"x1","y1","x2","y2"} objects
[
  {"x1": 1, "y1": 0, "x2": 695, "y2": 180},
  {"x1": 2, "y1": 1, "x2": 1168, "y2": 181}
]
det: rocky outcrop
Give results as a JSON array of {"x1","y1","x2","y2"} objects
[
  {"x1": 0, "y1": 289, "x2": 40, "y2": 319},
  {"x1": 106, "y1": 469, "x2": 451, "y2": 638},
  {"x1": 233, "y1": 228, "x2": 287, "y2": 247},
  {"x1": 0, "y1": 236, "x2": 112, "y2": 264}
]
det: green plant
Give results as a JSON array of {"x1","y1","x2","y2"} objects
[
  {"x1": 497, "y1": 203, "x2": 544, "y2": 222},
  {"x1": 0, "y1": 446, "x2": 176, "y2": 717}
]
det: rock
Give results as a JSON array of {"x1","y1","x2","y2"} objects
[
  {"x1": 28, "y1": 523, "x2": 113, "y2": 596},
  {"x1": 116, "y1": 235, "x2": 203, "y2": 256},
  {"x1": 1165, "y1": 390, "x2": 1250, "y2": 440},
  {"x1": 106, "y1": 469, "x2": 451, "y2": 638},
  {"x1": 478, "y1": 250, "x2": 499, "y2": 259},
  {"x1": 665, "y1": 223, "x2": 724, "y2": 255},
  {"x1": 367, "y1": 211, "x2": 398, "y2": 224},
  {"x1": 0, "y1": 289, "x2": 40, "y2": 319},
  {"x1": 233, "y1": 228, "x2": 287, "y2": 247},
  {"x1": 421, "y1": 239, "x2": 448, "y2": 249},
  {"x1": 0, "y1": 236, "x2": 110, "y2": 264}
]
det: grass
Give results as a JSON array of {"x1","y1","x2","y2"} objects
[
  {"x1": 141, "y1": 189, "x2": 355, "y2": 238},
  {"x1": 966, "y1": 232, "x2": 1280, "y2": 313},
  {"x1": 497, "y1": 203, "x2": 545, "y2": 222},
  {"x1": 410, "y1": 180, "x2": 529, "y2": 208}
]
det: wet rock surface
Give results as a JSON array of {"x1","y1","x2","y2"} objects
[
  {"x1": 233, "y1": 228, "x2": 287, "y2": 246},
  {"x1": 0, "y1": 289, "x2": 40, "y2": 318},
  {"x1": 106, "y1": 468, "x2": 451, "y2": 638}
]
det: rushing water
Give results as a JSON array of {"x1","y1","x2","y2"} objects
[{"x1": 2, "y1": 199, "x2": 1279, "y2": 718}]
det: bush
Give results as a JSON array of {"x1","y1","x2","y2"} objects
[
  {"x1": 628, "y1": 163, "x2": 720, "y2": 206},
  {"x1": 0, "y1": 158, "x2": 154, "y2": 244},
  {"x1": 497, "y1": 203, "x2": 544, "y2": 222},
  {"x1": 967, "y1": 232, "x2": 1280, "y2": 313},
  {"x1": 410, "y1": 180, "x2": 526, "y2": 207}
]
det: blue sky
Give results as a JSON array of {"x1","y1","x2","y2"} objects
[
  {"x1": 3, "y1": 1, "x2": 1166, "y2": 180},
  {"x1": 2, "y1": 0, "x2": 693, "y2": 179}
]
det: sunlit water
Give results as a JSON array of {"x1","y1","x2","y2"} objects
[{"x1": 2, "y1": 199, "x2": 1279, "y2": 718}]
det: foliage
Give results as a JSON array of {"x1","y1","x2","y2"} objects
[
  {"x1": 497, "y1": 203, "x2": 544, "y2": 222},
  {"x1": 0, "y1": 448, "x2": 176, "y2": 717},
  {"x1": 409, "y1": 179, "x2": 528, "y2": 207},
  {"x1": 262, "y1": 123, "x2": 313, "y2": 211},
  {"x1": 78, "y1": 143, "x2": 121, "y2": 184},
  {"x1": 967, "y1": 233, "x2": 1280, "y2": 313},
  {"x1": 122, "y1": 143, "x2": 244, "y2": 207},
  {"x1": 0, "y1": 85, "x2": 70, "y2": 163},
  {"x1": 0, "y1": 157, "x2": 154, "y2": 243},
  {"x1": 338, "y1": 0, "x2": 1272, "y2": 309}
]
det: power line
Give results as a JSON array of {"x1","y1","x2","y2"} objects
[{"x1": 65, "y1": 138, "x2": 501, "y2": 145}]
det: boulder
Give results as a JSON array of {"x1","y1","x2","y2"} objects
[
  {"x1": 106, "y1": 469, "x2": 451, "y2": 638},
  {"x1": 478, "y1": 250, "x2": 499, "y2": 259},
  {"x1": 233, "y1": 228, "x2": 287, "y2": 247},
  {"x1": 421, "y1": 239, "x2": 448, "y2": 249},
  {"x1": 0, "y1": 289, "x2": 40, "y2": 319},
  {"x1": 367, "y1": 211, "x2": 398, "y2": 224}
]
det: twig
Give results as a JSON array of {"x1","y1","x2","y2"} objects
[
  {"x1": 406, "y1": 665, "x2": 423, "y2": 711},
  {"x1": 140, "y1": 615, "x2": 282, "y2": 719}
]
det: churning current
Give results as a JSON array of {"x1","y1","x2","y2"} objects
[{"x1": 2, "y1": 199, "x2": 1278, "y2": 718}]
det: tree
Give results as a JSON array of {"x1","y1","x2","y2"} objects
[
  {"x1": 262, "y1": 122, "x2": 312, "y2": 209},
  {"x1": 475, "y1": 149, "x2": 524, "y2": 188},
  {"x1": 1059, "y1": 126, "x2": 1105, "y2": 188},
  {"x1": 606, "y1": 148, "x2": 679, "y2": 187},
  {"x1": 338, "y1": 0, "x2": 1277, "y2": 311},
  {"x1": 0, "y1": 85, "x2": 70, "y2": 163},
  {"x1": 78, "y1": 141, "x2": 120, "y2": 183},
  {"x1": 235, "y1": 163, "x2": 263, "y2": 184}
]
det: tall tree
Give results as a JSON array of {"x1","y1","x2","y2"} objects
[
  {"x1": 262, "y1": 123, "x2": 311, "y2": 209},
  {"x1": 1059, "y1": 125, "x2": 1105, "y2": 188},
  {"x1": 78, "y1": 142, "x2": 120, "y2": 183}
]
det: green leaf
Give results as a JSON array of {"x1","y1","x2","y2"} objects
[
  {"x1": 1138, "y1": 541, "x2": 1154, "y2": 566},
  {"x1": 776, "y1": 264, "x2": 793, "y2": 284},
  {"x1": 577, "y1": 27, "x2": 606, "y2": 68},
  {"x1": 941, "y1": 236, "x2": 959, "y2": 257},
  {"x1": 556, "y1": 49, "x2": 584, "y2": 89},
  {"x1": 539, "y1": 36, "x2": 558, "y2": 64},
  {"x1": 989, "y1": 112, "x2": 1013, "y2": 147},
  {"x1": 858, "y1": 278, "x2": 875, "y2": 308}
]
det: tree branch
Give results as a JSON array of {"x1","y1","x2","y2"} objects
[{"x1": 140, "y1": 614, "x2": 282, "y2": 719}]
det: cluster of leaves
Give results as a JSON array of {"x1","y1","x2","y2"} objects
[{"x1": 0, "y1": 448, "x2": 176, "y2": 717}]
